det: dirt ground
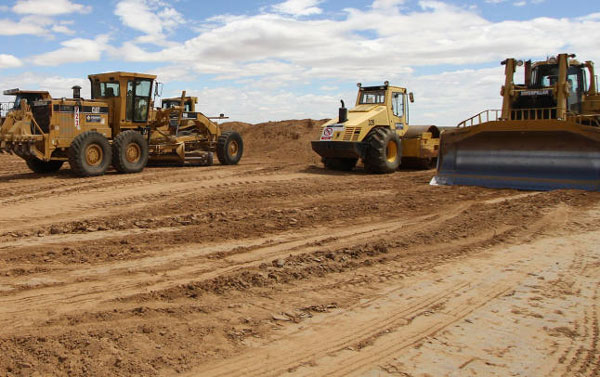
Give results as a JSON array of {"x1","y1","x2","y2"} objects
[{"x1": 0, "y1": 119, "x2": 599, "y2": 377}]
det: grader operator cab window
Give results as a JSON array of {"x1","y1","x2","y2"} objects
[
  {"x1": 92, "y1": 82, "x2": 120, "y2": 98},
  {"x1": 126, "y1": 79, "x2": 152, "y2": 122},
  {"x1": 359, "y1": 91, "x2": 385, "y2": 104}
]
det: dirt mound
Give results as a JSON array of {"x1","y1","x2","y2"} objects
[{"x1": 222, "y1": 119, "x2": 328, "y2": 164}]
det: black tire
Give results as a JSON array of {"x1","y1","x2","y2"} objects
[
  {"x1": 216, "y1": 131, "x2": 243, "y2": 165},
  {"x1": 68, "y1": 131, "x2": 112, "y2": 177},
  {"x1": 112, "y1": 130, "x2": 149, "y2": 174},
  {"x1": 363, "y1": 128, "x2": 402, "y2": 174},
  {"x1": 25, "y1": 158, "x2": 64, "y2": 174},
  {"x1": 323, "y1": 158, "x2": 357, "y2": 171}
]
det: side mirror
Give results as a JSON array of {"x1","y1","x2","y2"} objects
[{"x1": 409, "y1": 92, "x2": 414, "y2": 103}]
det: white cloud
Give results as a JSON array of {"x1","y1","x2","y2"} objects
[
  {"x1": 114, "y1": 0, "x2": 600, "y2": 86},
  {"x1": 115, "y1": 0, "x2": 185, "y2": 45},
  {"x1": 272, "y1": 0, "x2": 323, "y2": 16},
  {"x1": 0, "y1": 16, "x2": 50, "y2": 36},
  {"x1": 0, "y1": 55, "x2": 23, "y2": 69},
  {"x1": 0, "y1": 72, "x2": 89, "y2": 104},
  {"x1": 12, "y1": 0, "x2": 91, "y2": 15},
  {"x1": 372, "y1": 0, "x2": 405, "y2": 9},
  {"x1": 30, "y1": 35, "x2": 110, "y2": 66}
]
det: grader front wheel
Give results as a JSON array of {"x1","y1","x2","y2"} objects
[
  {"x1": 68, "y1": 131, "x2": 112, "y2": 177},
  {"x1": 217, "y1": 131, "x2": 244, "y2": 165}
]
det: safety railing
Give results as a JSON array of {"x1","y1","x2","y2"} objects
[
  {"x1": 457, "y1": 110, "x2": 501, "y2": 128},
  {"x1": 456, "y1": 107, "x2": 582, "y2": 128},
  {"x1": 568, "y1": 113, "x2": 600, "y2": 127}
]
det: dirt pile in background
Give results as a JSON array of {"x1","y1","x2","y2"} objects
[{"x1": 222, "y1": 119, "x2": 328, "y2": 164}]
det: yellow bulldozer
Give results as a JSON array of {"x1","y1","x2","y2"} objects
[
  {"x1": 311, "y1": 82, "x2": 440, "y2": 173},
  {"x1": 432, "y1": 53, "x2": 600, "y2": 191},
  {"x1": 0, "y1": 72, "x2": 243, "y2": 176}
]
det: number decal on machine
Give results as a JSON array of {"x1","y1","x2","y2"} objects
[{"x1": 74, "y1": 107, "x2": 80, "y2": 130}]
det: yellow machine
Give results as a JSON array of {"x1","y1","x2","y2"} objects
[
  {"x1": 311, "y1": 82, "x2": 440, "y2": 173},
  {"x1": 1, "y1": 89, "x2": 51, "y2": 125},
  {"x1": 433, "y1": 53, "x2": 600, "y2": 191},
  {"x1": 0, "y1": 72, "x2": 243, "y2": 176}
]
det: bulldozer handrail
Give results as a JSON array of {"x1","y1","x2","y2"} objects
[
  {"x1": 457, "y1": 109, "x2": 501, "y2": 128},
  {"x1": 567, "y1": 113, "x2": 600, "y2": 127},
  {"x1": 456, "y1": 107, "x2": 597, "y2": 128}
]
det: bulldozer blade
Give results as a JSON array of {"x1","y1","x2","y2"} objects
[{"x1": 432, "y1": 121, "x2": 600, "y2": 191}]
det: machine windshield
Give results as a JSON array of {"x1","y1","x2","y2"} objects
[
  {"x1": 12, "y1": 93, "x2": 44, "y2": 109},
  {"x1": 91, "y1": 82, "x2": 120, "y2": 98},
  {"x1": 162, "y1": 100, "x2": 192, "y2": 112},
  {"x1": 532, "y1": 64, "x2": 585, "y2": 92},
  {"x1": 359, "y1": 90, "x2": 385, "y2": 104}
]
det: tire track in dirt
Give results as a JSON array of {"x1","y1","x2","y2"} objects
[
  {"x1": 0, "y1": 172, "x2": 308, "y2": 233},
  {"x1": 0, "y1": 201, "x2": 474, "y2": 334},
  {"x1": 183, "y1": 229, "x2": 594, "y2": 377}
]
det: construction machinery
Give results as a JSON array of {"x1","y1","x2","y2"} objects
[
  {"x1": 311, "y1": 82, "x2": 440, "y2": 173},
  {"x1": 432, "y1": 53, "x2": 600, "y2": 191},
  {"x1": 1, "y1": 89, "x2": 51, "y2": 125},
  {"x1": 0, "y1": 72, "x2": 243, "y2": 176}
]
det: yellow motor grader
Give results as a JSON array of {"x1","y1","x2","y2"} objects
[
  {"x1": 311, "y1": 82, "x2": 440, "y2": 173},
  {"x1": 432, "y1": 53, "x2": 600, "y2": 191},
  {"x1": 0, "y1": 72, "x2": 243, "y2": 176}
]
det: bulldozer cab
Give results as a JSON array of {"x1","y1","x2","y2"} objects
[
  {"x1": 88, "y1": 72, "x2": 157, "y2": 134},
  {"x1": 528, "y1": 62, "x2": 588, "y2": 113}
]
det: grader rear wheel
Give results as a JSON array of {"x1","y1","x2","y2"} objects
[
  {"x1": 217, "y1": 131, "x2": 243, "y2": 165},
  {"x1": 68, "y1": 131, "x2": 112, "y2": 177},
  {"x1": 112, "y1": 130, "x2": 149, "y2": 174}
]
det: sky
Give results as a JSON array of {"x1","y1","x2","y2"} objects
[{"x1": 0, "y1": 0, "x2": 599, "y2": 125}]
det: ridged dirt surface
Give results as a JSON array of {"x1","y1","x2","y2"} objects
[{"x1": 0, "y1": 119, "x2": 599, "y2": 377}]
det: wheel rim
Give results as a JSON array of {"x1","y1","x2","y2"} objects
[
  {"x1": 228, "y1": 140, "x2": 239, "y2": 156},
  {"x1": 125, "y1": 142, "x2": 141, "y2": 163},
  {"x1": 85, "y1": 144, "x2": 103, "y2": 167},
  {"x1": 386, "y1": 140, "x2": 398, "y2": 163}
]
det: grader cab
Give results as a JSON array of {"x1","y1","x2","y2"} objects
[{"x1": 0, "y1": 72, "x2": 243, "y2": 176}]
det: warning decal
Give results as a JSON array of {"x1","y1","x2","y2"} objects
[{"x1": 320, "y1": 125, "x2": 344, "y2": 141}]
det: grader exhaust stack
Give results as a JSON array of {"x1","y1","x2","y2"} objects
[{"x1": 432, "y1": 53, "x2": 600, "y2": 191}]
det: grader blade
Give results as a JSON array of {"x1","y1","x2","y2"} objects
[{"x1": 432, "y1": 120, "x2": 600, "y2": 191}]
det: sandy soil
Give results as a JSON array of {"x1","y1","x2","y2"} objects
[{"x1": 0, "y1": 119, "x2": 598, "y2": 376}]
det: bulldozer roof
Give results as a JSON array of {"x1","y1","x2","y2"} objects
[{"x1": 88, "y1": 72, "x2": 157, "y2": 81}]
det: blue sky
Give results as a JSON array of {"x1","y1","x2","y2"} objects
[{"x1": 0, "y1": 0, "x2": 599, "y2": 124}]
